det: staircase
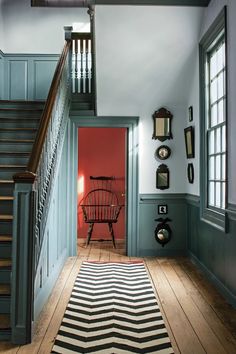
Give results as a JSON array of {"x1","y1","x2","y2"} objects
[
  {"x1": 0, "y1": 100, "x2": 44, "y2": 341},
  {"x1": 70, "y1": 93, "x2": 95, "y2": 116}
]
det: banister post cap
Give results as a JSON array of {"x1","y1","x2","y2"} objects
[{"x1": 64, "y1": 26, "x2": 73, "y2": 40}]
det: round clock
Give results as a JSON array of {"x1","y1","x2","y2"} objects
[{"x1": 155, "y1": 145, "x2": 171, "y2": 160}]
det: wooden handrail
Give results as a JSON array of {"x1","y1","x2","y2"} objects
[
  {"x1": 71, "y1": 32, "x2": 91, "y2": 40},
  {"x1": 13, "y1": 40, "x2": 71, "y2": 183}
]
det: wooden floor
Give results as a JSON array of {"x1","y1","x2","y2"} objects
[{"x1": 1, "y1": 240, "x2": 236, "y2": 353}]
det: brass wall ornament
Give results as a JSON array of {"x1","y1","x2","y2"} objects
[{"x1": 152, "y1": 107, "x2": 173, "y2": 142}]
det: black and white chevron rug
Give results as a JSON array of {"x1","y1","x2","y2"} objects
[{"x1": 51, "y1": 261, "x2": 174, "y2": 354}]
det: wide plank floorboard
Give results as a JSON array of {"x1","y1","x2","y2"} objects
[{"x1": 0, "y1": 241, "x2": 236, "y2": 353}]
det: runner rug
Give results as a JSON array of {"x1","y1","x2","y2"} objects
[{"x1": 51, "y1": 261, "x2": 174, "y2": 354}]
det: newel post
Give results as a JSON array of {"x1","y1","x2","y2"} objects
[{"x1": 11, "y1": 172, "x2": 36, "y2": 344}]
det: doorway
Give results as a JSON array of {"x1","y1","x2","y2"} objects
[
  {"x1": 68, "y1": 116, "x2": 139, "y2": 257},
  {"x1": 77, "y1": 127, "x2": 127, "y2": 250}
]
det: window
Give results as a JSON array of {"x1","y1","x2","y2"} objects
[{"x1": 199, "y1": 7, "x2": 227, "y2": 231}]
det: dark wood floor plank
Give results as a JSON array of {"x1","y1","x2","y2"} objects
[
  {"x1": 158, "y1": 258, "x2": 227, "y2": 354},
  {"x1": 146, "y1": 258, "x2": 205, "y2": 354},
  {"x1": 170, "y1": 258, "x2": 236, "y2": 353}
]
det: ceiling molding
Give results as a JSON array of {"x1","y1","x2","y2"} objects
[{"x1": 31, "y1": 0, "x2": 210, "y2": 7}]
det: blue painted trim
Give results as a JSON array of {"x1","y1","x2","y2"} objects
[
  {"x1": 0, "y1": 51, "x2": 4, "y2": 100},
  {"x1": 189, "y1": 251, "x2": 236, "y2": 308},
  {"x1": 34, "y1": 248, "x2": 68, "y2": 319},
  {"x1": 140, "y1": 193, "x2": 186, "y2": 202},
  {"x1": 70, "y1": 115, "x2": 139, "y2": 257},
  {"x1": 199, "y1": 7, "x2": 227, "y2": 232}
]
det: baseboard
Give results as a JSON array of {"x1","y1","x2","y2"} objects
[
  {"x1": 139, "y1": 249, "x2": 187, "y2": 257},
  {"x1": 189, "y1": 251, "x2": 236, "y2": 308}
]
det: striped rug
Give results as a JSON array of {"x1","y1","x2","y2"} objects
[{"x1": 51, "y1": 261, "x2": 174, "y2": 354}]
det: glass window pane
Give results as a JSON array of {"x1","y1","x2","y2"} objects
[
  {"x1": 209, "y1": 182, "x2": 215, "y2": 206},
  {"x1": 222, "y1": 182, "x2": 225, "y2": 209},
  {"x1": 210, "y1": 79, "x2": 217, "y2": 103},
  {"x1": 222, "y1": 125, "x2": 226, "y2": 152},
  {"x1": 209, "y1": 156, "x2": 215, "y2": 179},
  {"x1": 209, "y1": 130, "x2": 215, "y2": 154},
  {"x1": 218, "y1": 99, "x2": 224, "y2": 123},
  {"x1": 216, "y1": 155, "x2": 221, "y2": 180},
  {"x1": 215, "y1": 182, "x2": 221, "y2": 207},
  {"x1": 222, "y1": 43, "x2": 225, "y2": 67},
  {"x1": 216, "y1": 127, "x2": 221, "y2": 153},
  {"x1": 218, "y1": 72, "x2": 224, "y2": 98},
  {"x1": 210, "y1": 53, "x2": 217, "y2": 79},
  {"x1": 222, "y1": 154, "x2": 226, "y2": 180},
  {"x1": 211, "y1": 104, "x2": 217, "y2": 127},
  {"x1": 217, "y1": 45, "x2": 223, "y2": 72}
]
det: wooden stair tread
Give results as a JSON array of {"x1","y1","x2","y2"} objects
[
  {"x1": 0, "y1": 314, "x2": 10, "y2": 329},
  {"x1": 0, "y1": 196, "x2": 14, "y2": 201},
  {"x1": 0, "y1": 138, "x2": 34, "y2": 143},
  {"x1": 0, "y1": 107, "x2": 42, "y2": 112},
  {"x1": 0, "y1": 284, "x2": 10, "y2": 296},
  {"x1": 0, "y1": 99, "x2": 44, "y2": 104},
  {"x1": 0, "y1": 235, "x2": 12, "y2": 242},
  {"x1": 0, "y1": 180, "x2": 14, "y2": 184},
  {"x1": 0, "y1": 128, "x2": 37, "y2": 131},
  {"x1": 0, "y1": 151, "x2": 30, "y2": 155},
  {"x1": 0, "y1": 259, "x2": 12, "y2": 267},
  {"x1": 0, "y1": 164, "x2": 26, "y2": 168},
  {"x1": 0, "y1": 116, "x2": 40, "y2": 120},
  {"x1": 0, "y1": 215, "x2": 13, "y2": 221}
]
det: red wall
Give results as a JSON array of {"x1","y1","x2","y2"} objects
[{"x1": 77, "y1": 127, "x2": 126, "y2": 240}]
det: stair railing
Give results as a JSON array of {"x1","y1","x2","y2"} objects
[
  {"x1": 11, "y1": 39, "x2": 71, "y2": 344},
  {"x1": 71, "y1": 32, "x2": 94, "y2": 94}
]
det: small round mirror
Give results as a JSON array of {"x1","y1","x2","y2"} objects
[
  {"x1": 155, "y1": 224, "x2": 172, "y2": 247},
  {"x1": 155, "y1": 145, "x2": 171, "y2": 160}
]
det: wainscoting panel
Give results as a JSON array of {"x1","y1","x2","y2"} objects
[
  {"x1": 34, "y1": 60, "x2": 57, "y2": 100},
  {"x1": 187, "y1": 195, "x2": 236, "y2": 307},
  {"x1": 2, "y1": 53, "x2": 59, "y2": 100},
  {"x1": 0, "y1": 51, "x2": 4, "y2": 100},
  {"x1": 34, "y1": 123, "x2": 72, "y2": 320},
  {"x1": 139, "y1": 194, "x2": 187, "y2": 256},
  {"x1": 9, "y1": 60, "x2": 28, "y2": 100}
]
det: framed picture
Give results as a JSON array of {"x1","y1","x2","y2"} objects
[
  {"x1": 184, "y1": 126, "x2": 195, "y2": 158},
  {"x1": 158, "y1": 205, "x2": 168, "y2": 215},
  {"x1": 187, "y1": 163, "x2": 194, "y2": 183},
  {"x1": 188, "y1": 106, "x2": 193, "y2": 122}
]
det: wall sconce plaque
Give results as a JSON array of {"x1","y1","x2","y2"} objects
[
  {"x1": 154, "y1": 217, "x2": 172, "y2": 247},
  {"x1": 184, "y1": 126, "x2": 195, "y2": 158},
  {"x1": 155, "y1": 145, "x2": 171, "y2": 160},
  {"x1": 187, "y1": 163, "x2": 194, "y2": 183},
  {"x1": 156, "y1": 164, "x2": 169, "y2": 190},
  {"x1": 152, "y1": 107, "x2": 173, "y2": 142}
]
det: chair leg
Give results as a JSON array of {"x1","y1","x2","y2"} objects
[
  {"x1": 86, "y1": 223, "x2": 94, "y2": 247},
  {"x1": 108, "y1": 222, "x2": 116, "y2": 248}
]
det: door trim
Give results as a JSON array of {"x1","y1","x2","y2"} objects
[{"x1": 68, "y1": 116, "x2": 139, "y2": 257}]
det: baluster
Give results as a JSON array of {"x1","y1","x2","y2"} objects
[
  {"x1": 80, "y1": 39, "x2": 84, "y2": 93},
  {"x1": 85, "y1": 39, "x2": 89, "y2": 93},
  {"x1": 74, "y1": 39, "x2": 78, "y2": 93}
]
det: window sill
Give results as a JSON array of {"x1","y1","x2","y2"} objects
[{"x1": 200, "y1": 207, "x2": 227, "y2": 233}]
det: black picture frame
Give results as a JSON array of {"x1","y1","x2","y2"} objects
[
  {"x1": 156, "y1": 164, "x2": 169, "y2": 190},
  {"x1": 152, "y1": 107, "x2": 173, "y2": 142},
  {"x1": 158, "y1": 205, "x2": 168, "y2": 214},
  {"x1": 188, "y1": 106, "x2": 193, "y2": 122},
  {"x1": 155, "y1": 145, "x2": 171, "y2": 160},
  {"x1": 187, "y1": 163, "x2": 194, "y2": 183},
  {"x1": 184, "y1": 126, "x2": 195, "y2": 158}
]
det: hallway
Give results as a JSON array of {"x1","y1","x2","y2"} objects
[{"x1": 1, "y1": 241, "x2": 236, "y2": 353}]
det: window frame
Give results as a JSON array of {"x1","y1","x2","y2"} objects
[{"x1": 199, "y1": 6, "x2": 228, "y2": 231}]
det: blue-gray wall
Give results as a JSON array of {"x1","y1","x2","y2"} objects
[
  {"x1": 0, "y1": 52, "x2": 59, "y2": 100},
  {"x1": 0, "y1": 50, "x2": 3, "y2": 99},
  {"x1": 139, "y1": 194, "x2": 187, "y2": 257},
  {"x1": 34, "y1": 120, "x2": 76, "y2": 319}
]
